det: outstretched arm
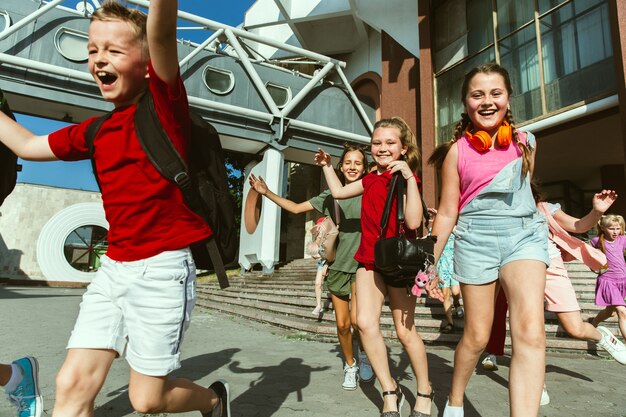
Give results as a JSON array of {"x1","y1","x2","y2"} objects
[
  {"x1": 249, "y1": 173, "x2": 315, "y2": 214},
  {"x1": 388, "y1": 160, "x2": 423, "y2": 230},
  {"x1": 0, "y1": 110, "x2": 56, "y2": 161},
  {"x1": 314, "y1": 148, "x2": 363, "y2": 199},
  {"x1": 553, "y1": 189, "x2": 617, "y2": 234},
  {"x1": 147, "y1": 0, "x2": 180, "y2": 87}
]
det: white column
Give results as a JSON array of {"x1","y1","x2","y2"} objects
[{"x1": 238, "y1": 148, "x2": 284, "y2": 273}]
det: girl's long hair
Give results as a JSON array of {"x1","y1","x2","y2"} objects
[
  {"x1": 336, "y1": 143, "x2": 368, "y2": 185},
  {"x1": 373, "y1": 117, "x2": 420, "y2": 173},
  {"x1": 428, "y1": 63, "x2": 532, "y2": 177}
]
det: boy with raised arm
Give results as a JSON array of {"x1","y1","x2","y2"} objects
[{"x1": 0, "y1": 1, "x2": 230, "y2": 416}]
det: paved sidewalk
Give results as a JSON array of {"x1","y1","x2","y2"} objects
[{"x1": 1, "y1": 286, "x2": 625, "y2": 417}]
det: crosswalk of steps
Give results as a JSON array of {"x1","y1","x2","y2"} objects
[{"x1": 196, "y1": 258, "x2": 621, "y2": 357}]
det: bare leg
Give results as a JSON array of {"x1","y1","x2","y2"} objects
[
  {"x1": 0, "y1": 363, "x2": 11, "y2": 386},
  {"x1": 592, "y1": 306, "x2": 616, "y2": 327},
  {"x1": 388, "y1": 286, "x2": 432, "y2": 414},
  {"x1": 500, "y1": 260, "x2": 546, "y2": 417},
  {"x1": 441, "y1": 286, "x2": 454, "y2": 327},
  {"x1": 52, "y1": 348, "x2": 117, "y2": 417},
  {"x1": 447, "y1": 282, "x2": 498, "y2": 407},
  {"x1": 356, "y1": 268, "x2": 397, "y2": 411},
  {"x1": 556, "y1": 311, "x2": 601, "y2": 342},
  {"x1": 128, "y1": 370, "x2": 218, "y2": 414},
  {"x1": 313, "y1": 266, "x2": 325, "y2": 311},
  {"x1": 331, "y1": 294, "x2": 355, "y2": 366},
  {"x1": 616, "y1": 306, "x2": 626, "y2": 342}
]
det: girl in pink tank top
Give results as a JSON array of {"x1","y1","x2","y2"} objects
[{"x1": 427, "y1": 63, "x2": 549, "y2": 417}]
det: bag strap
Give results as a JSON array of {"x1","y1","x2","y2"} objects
[
  {"x1": 332, "y1": 198, "x2": 341, "y2": 227},
  {"x1": 379, "y1": 173, "x2": 399, "y2": 236},
  {"x1": 379, "y1": 172, "x2": 430, "y2": 237},
  {"x1": 85, "y1": 112, "x2": 113, "y2": 191}
]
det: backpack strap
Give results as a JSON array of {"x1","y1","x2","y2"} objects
[
  {"x1": 85, "y1": 112, "x2": 113, "y2": 191},
  {"x1": 134, "y1": 92, "x2": 229, "y2": 289}
]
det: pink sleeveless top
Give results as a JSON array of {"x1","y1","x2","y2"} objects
[{"x1": 457, "y1": 133, "x2": 526, "y2": 211}]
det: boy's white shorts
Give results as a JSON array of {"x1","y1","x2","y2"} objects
[{"x1": 67, "y1": 247, "x2": 196, "y2": 376}]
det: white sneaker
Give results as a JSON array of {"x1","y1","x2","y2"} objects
[
  {"x1": 540, "y1": 384, "x2": 550, "y2": 406},
  {"x1": 481, "y1": 354, "x2": 498, "y2": 371},
  {"x1": 443, "y1": 400, "x2": 464, "y2": 417},
  {"x1": 597, "y1": 326, "x2": 626, "y2": 365},
  {"x1": 342, "y1": 361, "x2": 358, "y2": 390},
  {"x1": 311, "y1": 305, "x2": 322, "y2": 315}
]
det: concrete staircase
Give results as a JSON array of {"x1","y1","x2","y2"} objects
[{"x1": 195, "y1": 258, "x2": 621, "y2": 357}]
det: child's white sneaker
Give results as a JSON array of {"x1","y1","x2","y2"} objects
[
  {"x1": 597, "y1": 326, "x2": 626, "y2": 365},
  {"x1": 481, "y1": 354, "x2": 498, "y2": 371}
]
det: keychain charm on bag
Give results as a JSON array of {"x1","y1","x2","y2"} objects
[{"x1": 411, "y1": 263, "x2": 437, "y2": 297}]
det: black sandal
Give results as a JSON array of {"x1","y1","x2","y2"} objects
[
  {"x1": 381, "y1": 383, "x2": 404, "y2": 417},
  {"x1": 408, "y1": 385, "x2": 435, "y2": 417}
]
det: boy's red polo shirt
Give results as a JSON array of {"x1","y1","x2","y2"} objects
[{"x1": 48, "y1": 62, "x2": 212, "y2": 262}]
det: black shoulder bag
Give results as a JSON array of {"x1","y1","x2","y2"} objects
[{"x1": 374, "y1": 172, "x2": 437, "y2": 287}]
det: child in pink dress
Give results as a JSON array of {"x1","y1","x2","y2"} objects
[{"x1": 591, "y1": 215, "x2": 626, "y2": 342}]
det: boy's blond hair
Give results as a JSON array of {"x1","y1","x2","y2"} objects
[{"x1": 91, "y1": 1, "x2": 148, "y2": 55}]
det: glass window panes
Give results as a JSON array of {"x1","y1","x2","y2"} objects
[
  {"x1": 266, "y1": 82, "x2": 291, "y2": 108},
  {"x1": 467, "y1": 0, "x2": 493, "y2": 54},
  {"x1": 54, "y1": 28, "x2": 89, "y2": 62},
  {"x1": 435, "y1": 47, "x2": 496, "y2": 145},
  {"x1": 203, "y1": 65, "x2": 235, "y2": 95},
  {"x1": 499, "y1": 25, "x2": 543, "y2": 121},
  {"x1": 540, "y1": 0, "x2": 614, "y2": 112},
  {"x1": 496, "y1": 0, "x2": 534, "y2": 38},
  {"x1": 63, "y1": 226, "x2": 108, "y2": 272},
  {"x1": 538, "y1": 0, "x2": 567, "y2": 14},
  {"x1": 433, "y1": 0, "x2": 467, "y2": 52}
]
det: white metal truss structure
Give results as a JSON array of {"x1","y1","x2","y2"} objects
[{"x1": 0, "y1": 0, "x2": 374, "y2": 160}]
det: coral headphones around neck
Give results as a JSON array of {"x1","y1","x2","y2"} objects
[{"x1": 465, "y1": 121, "x2": 512, "y2": 152}]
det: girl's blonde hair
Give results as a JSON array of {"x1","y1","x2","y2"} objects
[
  {"x1": 595, "y1": 214, "x2": 625, "y2": 256},
  {"x1": 428, "y1": 63, "x2": 532, "y2": 177},
  {"x1": 91, "y1": 1, "x2": 148, "y2": 55},
  {"x1": 372, "y1": 117, "x2": 420, "y2": 173}
]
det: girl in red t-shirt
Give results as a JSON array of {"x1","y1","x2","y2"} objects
[{"x1": 315, "y1": 117, "x2": 440, "y2": 417}]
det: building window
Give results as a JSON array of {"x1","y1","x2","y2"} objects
[
  {"x1": 63, "y1": 225, "x2": 108, "y2": 272},
  {"x1": 203, "y1": 65, "x2": 235, "y2": 95},
  {"x1": 266, "y1": 82, "x2": 291, "y2": 108},
  {"x1": 540, "y1": 0, "x2": 614, "y2": 112},
  {"x1": 54, "y1": 28, "x2": 89, "y2": 62},
  {"x1": 434, "y1": 0, "x2": 615, "y2": 143}
]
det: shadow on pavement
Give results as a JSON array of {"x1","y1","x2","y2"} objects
[
  {"x1": 0, "y1": 286, "x2": 82, "y2": 299},
  {"x1": 228, "y1": 357, "x2": 330, "y2": 417},
  {"x1": 93, "y1": 348, "x2": 241, "y2": 417}
]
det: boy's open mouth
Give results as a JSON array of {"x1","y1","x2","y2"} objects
[{"x1": 96, "y1": 71, "x2": 117, "y2": 85}]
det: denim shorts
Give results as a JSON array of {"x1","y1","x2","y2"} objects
[
  {"x1": 453, "y1": 215, "x2": 549, "y2": 285},
  {"x1": 67, "y1": 248, "x2": 196, "y2": 376}
]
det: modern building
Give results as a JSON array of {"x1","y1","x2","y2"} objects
[
  {"x1": 244, "y1": 0, "x2": 626, "y2": 217},
  {"x1": 1, "y1": 0, "x2": 624, "y2": 282}
]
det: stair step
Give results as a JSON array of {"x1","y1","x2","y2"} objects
[{"x1": 198, "y1": 256, "x2": 617, "y2": 356}]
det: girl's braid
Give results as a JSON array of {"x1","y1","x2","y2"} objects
[{"x1": 505, "y1": 109, "x2": 531, "y2": 177}]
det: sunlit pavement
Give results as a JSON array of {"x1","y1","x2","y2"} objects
[{"x1": 1, "y1": 286, "x2": 625, "y2": 417}]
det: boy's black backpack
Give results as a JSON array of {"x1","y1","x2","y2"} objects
[
  {"x1": 85, "y1": 91, "x2": 237, "y2": 289},
  {"x1": 0, "y1": 89, "x2": 19, "y2": 207}
]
